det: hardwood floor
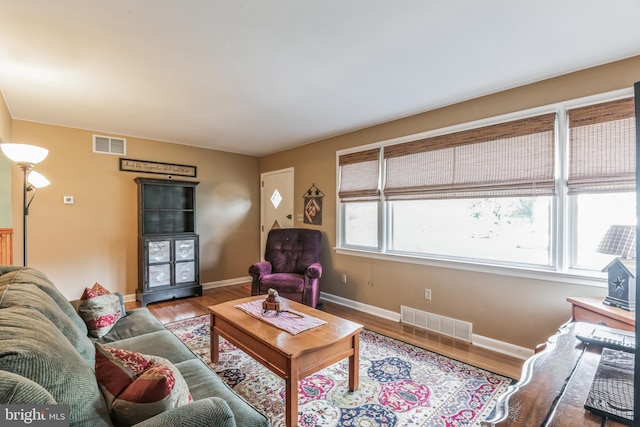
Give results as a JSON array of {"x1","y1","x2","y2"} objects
[{"x1": 125, "y1": 284, "x2": 524, "y2": 380}]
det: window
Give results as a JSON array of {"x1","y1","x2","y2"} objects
[
  {"x1": 567, "y1": 97, "x2": 636, "y2": 271},
  {"x1": 338, "y1": 148, "x2": 381, "y2": 249},
  {"x1": 337, "y1": 92, "x2": 636, "y2": 278},
  {"x1": 388, "y1": 197, "x2": 552, "y2": 266}
]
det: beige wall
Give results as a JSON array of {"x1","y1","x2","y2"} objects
[
  {"x1": 8, "y1": 120, "x2": 260, "y2": 300},
  {"x1": 260, "y1": 55, "x2": 640, "y2": 350},
  {"x1": 0, "y1": 91, "x2": 12, "y2": 226}
]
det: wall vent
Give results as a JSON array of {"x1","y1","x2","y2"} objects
[
  {"x1": 93, "y1": 135, "x2": 126, "y2": 155},
  {"x1": 401, "y1": 305, "x2": 473, "y2": 342}
]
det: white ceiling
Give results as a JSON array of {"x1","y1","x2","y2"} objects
[{"x1": 1, "y1": 1, "x2": 640, "y2": 157}]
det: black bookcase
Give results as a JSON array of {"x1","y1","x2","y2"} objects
[{"x1": 134, "y1": 177, "x2": 202, "y2": 306}]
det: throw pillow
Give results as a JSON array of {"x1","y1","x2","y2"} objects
[
  {"x1": 95, "y1": 344, "x2": 193, "y2": 426},
  {"x1": 77, "y1": 282, "x2": 123, "y2": 338},
  {"x1": 95, "y1": 343, "x2": 150, "y2": 407}
]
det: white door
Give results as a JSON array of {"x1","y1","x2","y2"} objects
[{"x1": 261, "y1": 168, "x2": 294, "y2": 259}]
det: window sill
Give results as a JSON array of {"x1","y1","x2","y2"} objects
[{"x1": 334, "y1": 247, "x2": 608, "y2": 288}]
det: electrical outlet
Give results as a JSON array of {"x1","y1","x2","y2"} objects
[
  {"x1": 341, "y1": 274, "x2": 347, "y2": 284},
  {"x1": 424, "y1": 289, "x2": 432, "y2": 300}
]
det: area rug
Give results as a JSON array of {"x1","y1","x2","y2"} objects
[{"x1": 165, "y1": 315, "x2": 512, "y2": 427}]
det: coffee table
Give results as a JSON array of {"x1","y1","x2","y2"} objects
[{"x1": 209, "y1": 295, "x2": 363, "y2": 427}]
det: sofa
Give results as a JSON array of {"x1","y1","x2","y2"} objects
[{"x1": 0, "y1": 266, "x2": 270, "y2": 427}]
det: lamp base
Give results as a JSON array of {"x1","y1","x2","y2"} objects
[
  {"x1": 602, "y1": 258, "x2": 636, "y2": 312},
  {"x1": 603, "y1": 295, "x2": 636, "y2": 312}
]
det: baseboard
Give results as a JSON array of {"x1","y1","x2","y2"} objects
[
  {"x1": 122, "y1": 276, "x2": 252, "y2": 303},
  {"x1": 201, "y1": 276, "x2": 252, "y2": 289},
  {"x1": 320, "y1": 291, "x2": 532, "y2": 361},
  {"x1": 320, "y1": 291, "x2": 401, "y2": 322},
  {"x1": 472, "y1": 334, "x2": 534, "y2": 360}
]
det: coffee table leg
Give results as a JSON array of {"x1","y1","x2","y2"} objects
[
  {"x1": 349, "y1": 332, "x2": 360, "y2": 391},
  {"x1": 210, "y1": 314, "x2": 220, "y2": 363},
  {"x1": 286, "y1": 358, "x2": 299, "y2": 427}
]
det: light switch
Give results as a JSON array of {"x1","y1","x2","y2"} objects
[{"x1": 63, "y1": 196, "x2": 74, "y2": 205}]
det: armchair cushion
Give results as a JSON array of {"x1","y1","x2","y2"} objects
[
  {"x1": 259, "y1": 273, "x2": 304, "y2": 293},
  {"x1": 265, "y1": 229, "x2": 322, "y2": 274}
]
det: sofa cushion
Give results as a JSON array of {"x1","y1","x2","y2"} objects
[
  {"x1": 96, "y1": 308, "x2": 166, "y2": 343},
  {"x1": 134, "y1": 397, "x2": 237, "y2": 427},
  {"x1": 78, "y1": 282, "x2": 124, "y2": 338},
  {"x1": 0, "y1": 307, "x2": 111, "y2": 426},
  {"x1": 175, "y1": 359, "x2": 270, "y2": 427},
  {"x1": 0, "y1": 267, "x2": 88, "y2": 334},
  {"x1": 0, "y1": 370, "x2": 57, "y2": 404},
  {"x1": 0, "y1": 282, "x2": 95, "y2": 366},
  {"x1": 95, "y1": 344, "x2": 192, "y2": 426},
  {"x1": 105, "y1": 330, "x2": 198, "y2": 365}
]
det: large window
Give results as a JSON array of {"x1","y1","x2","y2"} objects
[
  {"x1": 388, "y1": 197, "x2": 552, "y2": 266},
  {"x1": 338, "y1": 93, "x2": 636, "y2": 278}
]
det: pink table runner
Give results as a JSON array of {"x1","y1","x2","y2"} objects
[{"x1": 234, "y1": 299, "x2": 327, "y2": 335}]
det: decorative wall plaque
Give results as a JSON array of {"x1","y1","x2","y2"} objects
[
  {"x1": 120, "y1": 158, "x2": 197, "y2": 177},
  {"x1": 303, "y1": 183, "x2": 324, "y2": 225}
]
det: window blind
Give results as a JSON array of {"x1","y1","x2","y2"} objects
[
  {"x1": 383, "y1": 113, "x2": 556, "y2": 200},
  {"x1": 338, "y1": 148, "x2": 381, "y2": 201},
  {"x1": 567, "y1": 97, "x2": 636, "y2": 194}
]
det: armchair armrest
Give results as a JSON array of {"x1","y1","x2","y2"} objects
[
  {"x1": 134, "y1": 397, "x2": 236, "y2": 427},
  {"x1": 305, "y1": 262, "x2": 322, "y2": 279},
  {"x1": 248, "y1": 261, "x2": 272, "y2": 278}
]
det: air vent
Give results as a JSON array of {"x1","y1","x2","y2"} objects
[
  {"x1": 93, "y1": 135, "x2": 126, "y2": 155},
  {"x1": 401, "y1": 305, "x2": 473, "y2": 342}
]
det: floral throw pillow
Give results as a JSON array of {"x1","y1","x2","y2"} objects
[
  {"x1": 77, "y1": 282, "x2": 123, "y2": 338},
  {"x1": 95, "y1": 344, "x2": 193, "y2": 426}
]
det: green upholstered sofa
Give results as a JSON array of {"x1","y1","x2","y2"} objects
[{"x1": 0, "y1": 266, "x2": 270, "y2": 427}]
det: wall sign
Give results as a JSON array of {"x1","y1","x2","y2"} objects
[{"x1": 119, "y1": 158, "x2": 197, "y2": 177}]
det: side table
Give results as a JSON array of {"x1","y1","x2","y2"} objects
[{"x1": 567, "y1": 296, "x2": 634, "y2": 331}]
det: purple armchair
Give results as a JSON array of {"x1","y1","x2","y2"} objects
[{"x1": 249, "y1": 228, "x2": 322, "y2": 308}]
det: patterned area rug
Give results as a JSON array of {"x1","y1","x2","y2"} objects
[{"x1": 165, "y1": 315, "x2": 512, "y2": 427}]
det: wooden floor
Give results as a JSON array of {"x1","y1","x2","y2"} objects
[{"x1": 126, "y1": 284, "x2": 524, "y2": 379}]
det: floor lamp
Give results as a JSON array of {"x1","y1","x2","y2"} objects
[{"x1": 1, "y1": 143, "x2": 50, "y2": 266}]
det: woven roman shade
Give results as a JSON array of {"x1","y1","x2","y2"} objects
[
  {"x1": 567, "y1": 97, "x2": 636, "y2": 194},
  {"x1": 338, "y1": 148, "x2": 381, "y2": 201},
  {"x1": 383, "y1": 113, "x2": 556, "y2": 200}
]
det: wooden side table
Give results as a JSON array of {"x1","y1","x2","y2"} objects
[{"x1": 567, "y1": 296, "x2": 635, "y2": 331}]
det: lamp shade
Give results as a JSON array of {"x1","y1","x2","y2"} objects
[
  {"x1": 597, "y1": 225, "x2": 636, "y2": 259},
  {"x1": 27, "y1": 171, "x2": 50, "y2": 188},
  {"x1": 1, "y1": 143, "x2": 48, "y2": 165}
]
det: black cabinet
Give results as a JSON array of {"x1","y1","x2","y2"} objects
[{"x1": 135, "y1": 178, "x2": 202, "y2": 306}]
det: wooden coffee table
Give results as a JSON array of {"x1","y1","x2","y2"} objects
[{"x1": 209, "y1": 295, "x2": 363, "y2": 427}]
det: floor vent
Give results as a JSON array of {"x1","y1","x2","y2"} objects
[
  {"x1": 401, "y1": 305, "x2": 473, "y2": 342},
  {"x1": 94, "y1": 135, "x2": 126, "y2": 155}
]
